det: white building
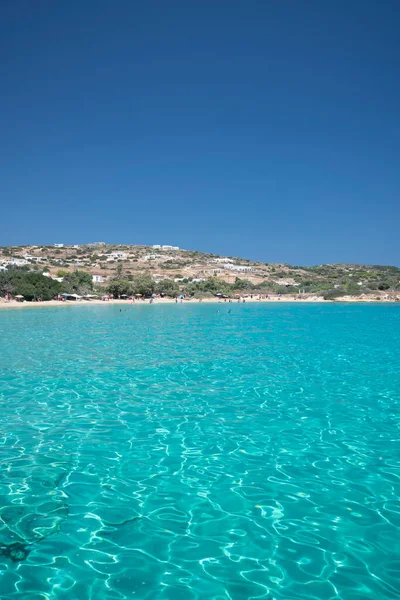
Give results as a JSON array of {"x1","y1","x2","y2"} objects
[
  {"x1": 273, "y1": 280, "x2": 299, "y2": 286},
  {"x1": 54, "y1": 244, "x2": 64, "y2": 248},
  {"x1": 23, "y1": 255, "x2": 44, "y2": 262},
  {"x1": 223, "y1": 264, "x2": 254, "y2": 272},
  {"x1": 143, "y1": 254, "x2": 164, "y2": 260},
  {"x1": 214, "y1": 258, "x2": 233, "y2": 263},
  {"x1": 0, "y1": 265, "x2": 7, "y2": 271},
  {"x1": 152, "y1": 244, "x2": 179, "y2": 251},
  {"x1": 92, "y1": 274, "x2": 105, "y2": 283},
  {"x1": 8, "y1": 258, "x2": 28, "y2": 266},
  {"x1": 109, "y1": 252, "x2": 126, "y2": 259}
]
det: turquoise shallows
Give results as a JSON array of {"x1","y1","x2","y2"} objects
[{"x1": 0, "y1": 303, "x2": 399, "y2": 599}]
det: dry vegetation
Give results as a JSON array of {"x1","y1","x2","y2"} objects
[{"x1": 1, "y1": 244, "x2": 400, "y2": 299}]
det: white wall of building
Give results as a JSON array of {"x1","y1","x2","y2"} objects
[{"x1": 223, "y1": 264, "x2": 254, "y2": 272}]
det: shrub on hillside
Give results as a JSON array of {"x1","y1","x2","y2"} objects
[
  {"x1": 0, "y1": 271, "x2": 63, "y2": 301},
  {"x1": 155, "y1": 279, "x2": 179, "y2": 297},
  {"x1": 107, "y1": 280, "x2": 133, "y2": 297},
  {"x1": 62, "y1": 270, "x2": 93, "y2": 294}
]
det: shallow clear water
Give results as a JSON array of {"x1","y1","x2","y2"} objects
[{"x1": 0, "y1": 303, "x2": 399, "y2": 599}]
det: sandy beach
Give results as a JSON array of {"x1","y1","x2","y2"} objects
[{"x1": 1, "y1": 294, "x2": 399, "y2": 309}]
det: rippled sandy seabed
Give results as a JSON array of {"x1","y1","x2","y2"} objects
[{"x1": 0, "y1": 303, "x2": 399, "y2": 599}]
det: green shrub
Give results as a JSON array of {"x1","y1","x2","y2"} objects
[
  {"x1": 62, "y1": 270, "x2": 93, "y2": 294},
  {"x1": 321, "y1": 289, "x2": 347, "y2": 300},
  {"x1": 107, "y1": 280, "x2": 133, "y2": 296},
  {"x1": 0, "y1": 271, "x2": 63, "y2": 301},
  {"x1": 155, "y1": 279, "x2": 179, "y2": 297}
]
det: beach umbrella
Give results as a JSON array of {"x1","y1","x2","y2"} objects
[
  {"x1": 136, "y1": 293, "x2": 142, "y2": 297},
  {"x1": 216, "y1": 292, "x2": 223, "y2": 296},
  {"x1": 121, "y1": 294, "x2": 128, "y2": 297},
  {"x1": 15, "y1": 295, "x2": 24, "y2": 298}
]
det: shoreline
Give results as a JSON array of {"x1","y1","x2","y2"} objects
[{"x1": 1, "y1": 295, "x2": 399, "y2": 310}]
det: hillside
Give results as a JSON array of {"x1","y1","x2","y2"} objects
[{"x1": 1, "y1": 243, "x2": 399, "y2": 299}]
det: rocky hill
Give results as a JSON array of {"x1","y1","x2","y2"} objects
[{"x1": 1, "y1": 244, "x2": 399, "y2": 298}]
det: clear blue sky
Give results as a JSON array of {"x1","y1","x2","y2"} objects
[{"x1": 1, "y1": 1, "x2": 399, "y2": 265}]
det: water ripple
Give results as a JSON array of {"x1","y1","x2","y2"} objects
[{"x1": 0, "y1": 303, "x2": 399, "y2": 598}]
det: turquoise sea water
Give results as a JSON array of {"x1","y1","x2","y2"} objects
[{"x1": 0, "y1": 303, "x2": 399, "y2": 599}]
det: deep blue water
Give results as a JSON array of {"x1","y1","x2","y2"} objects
[{"x1": 0, "y1": 303, "x2": 399, "y2": 599}]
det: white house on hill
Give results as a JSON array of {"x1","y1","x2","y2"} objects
[
  {"x1": 92, "y1": 274, "x2": 105, "y2": 283},
  {"x1": 223, "y1": 264, "x2": 254, "y2": 272},
  {"x1": 152, "y1": 244, "x2": 179, "y2": 250},
  {"x1": 8, "y1": 258, "x2": 28, "y2": 266}
]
